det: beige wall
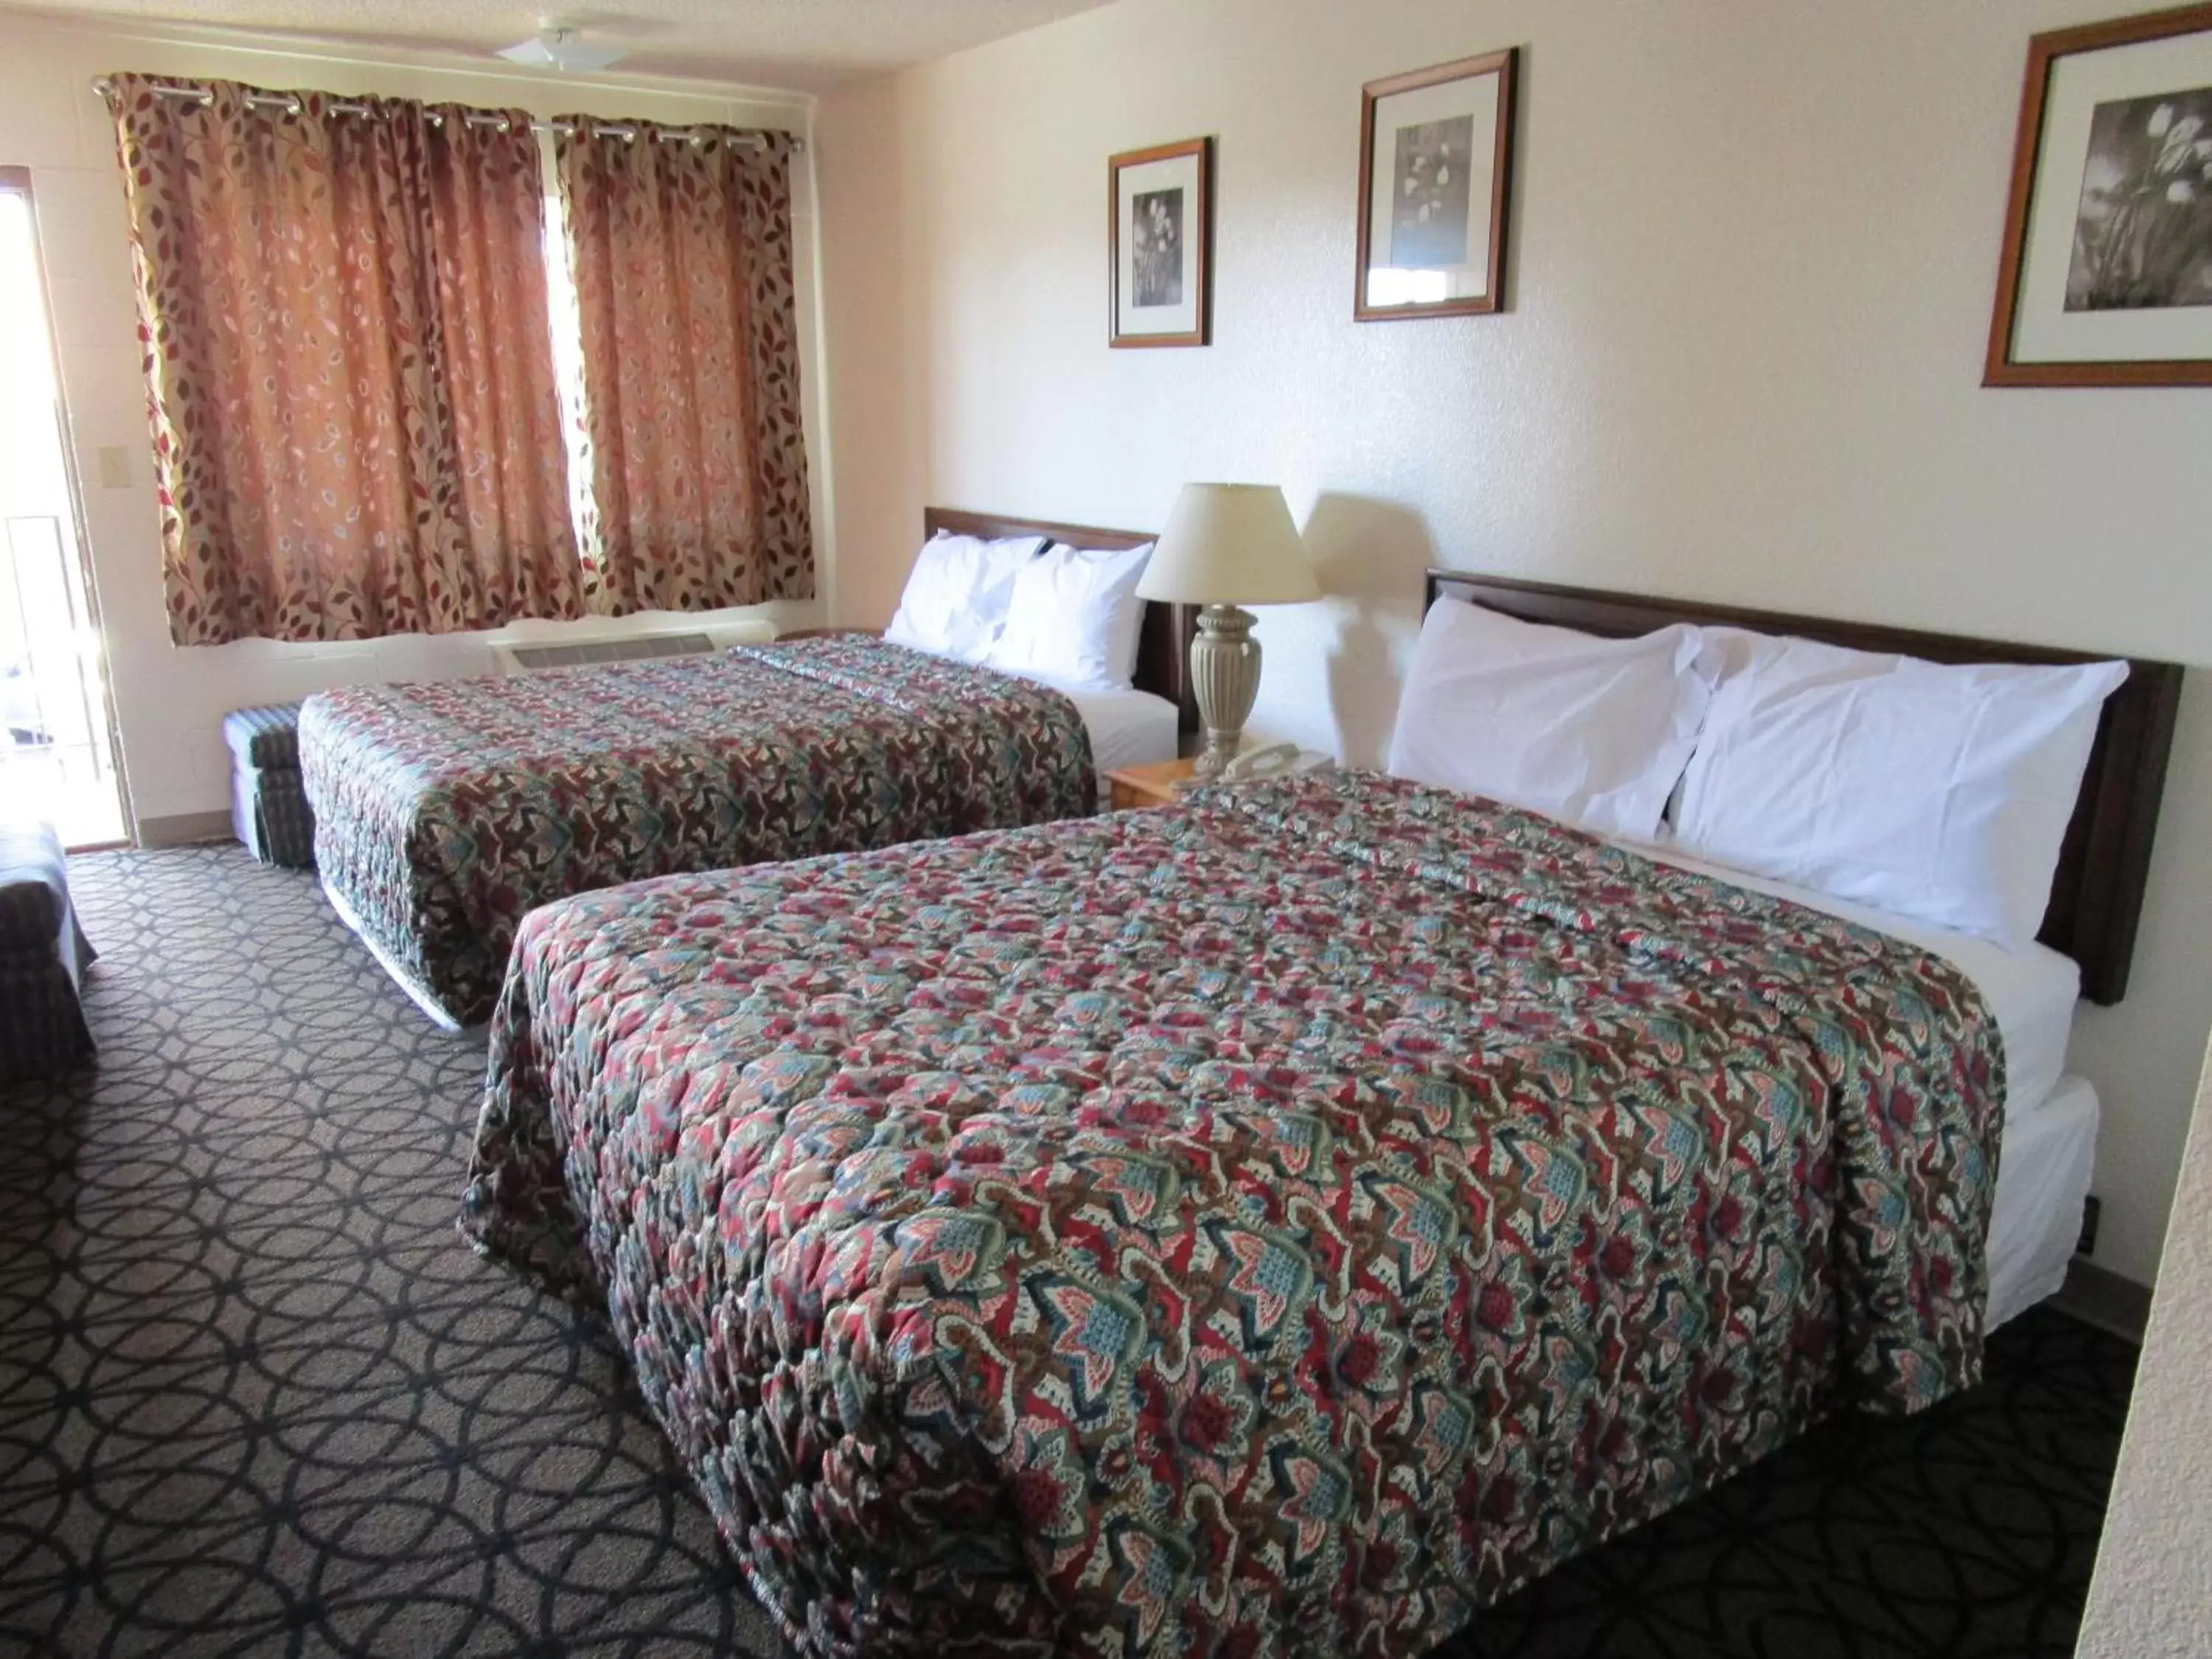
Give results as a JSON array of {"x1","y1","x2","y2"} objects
[
  {"x1": 0, "y1": 12, "x2": 828, "y2": 830},
  {"x1": 2076, "y1": 1034, "x2": 2212, "y2": 1657},
  {"x1": 815, "y1": 0, "x2": 2212, "y2": 1287}
]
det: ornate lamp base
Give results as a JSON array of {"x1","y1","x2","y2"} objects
[{"x1": 1189, "y1": 603, "x2": 1261, "y2": 779}]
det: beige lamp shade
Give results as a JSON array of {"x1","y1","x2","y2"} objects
[{"x1": 1135, "y1": 483, "x2": 1320, "y2": 607}]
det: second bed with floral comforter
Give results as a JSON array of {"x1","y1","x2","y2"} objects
[
  {"x1": 463, "y1": 769, "x2": 2002, "y2": 1658},
  {"x1": 299, "y1": 637, "x2": 1094, "y2": 1025}
]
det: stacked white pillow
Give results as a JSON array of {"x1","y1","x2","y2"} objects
[
  {"x1": 1387, "y1": 598, "x2": 2128, "y2": 948},
  {"x1": 1385, "y1": 597, "x2": 1715, "y2": 841},
  {"x1": 982, "y1": 541, "x2": 1154, "y2": 692},
  {"x1": 1672, "y1": 633, "x2": 2126, "y2": 946},
  {"x1": 883, "y1": 532, "x2": 1043, "y2": 662}
]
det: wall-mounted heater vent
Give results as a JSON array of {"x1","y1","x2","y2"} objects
[{"x1": 490, "y1": 619, "x2": 777, "y2": 676}]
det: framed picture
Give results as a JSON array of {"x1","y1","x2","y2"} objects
[
  {"x1": 1987, "y1": 4, "x2": 2212, "y2": 386},
  {"x1": 1355, "y1": 48, "x2": 1517, "y2": 321},
  {"x1": 1109, "y1": 136, "x2": 1211, "y2": 348}
]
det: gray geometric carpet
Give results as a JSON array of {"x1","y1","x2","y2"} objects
[
  {"x1": 0, "y1": 846, "x2": 2136, "y2": 1658},
  {"x1": 0, "y1": 847, "x2": 782, "y2": 1658},
  {"x1": 1450, "y1": 1306, "x2": 2134, "y2": 1658}
]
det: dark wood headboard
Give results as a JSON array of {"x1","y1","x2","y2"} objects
[
  {"x1": 925, "y1": 507, "x2": 1199, "y2": 734},
  {"x1": 1425, "y1": 568, "x2": 2183, "y2": 1006}
]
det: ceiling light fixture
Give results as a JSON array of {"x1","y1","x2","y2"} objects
[{"x1": 496, "y1": 27, "x2": 627, "y2": 74}]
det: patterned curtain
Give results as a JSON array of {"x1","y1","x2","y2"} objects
[
  {"x1": 105, "y1": 74, "x2": 585, "y2": 645},
  {"x1": 554, "y1": 121, "x2": 813, "y2": 613}
]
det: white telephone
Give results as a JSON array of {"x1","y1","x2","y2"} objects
[{"x1": 1219, "y1": 742, "x2": 1322, "y2": 782}]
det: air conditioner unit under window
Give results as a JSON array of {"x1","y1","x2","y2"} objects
[{"x1": 490, "y1": 619, "x2": 778, "y2": 676}]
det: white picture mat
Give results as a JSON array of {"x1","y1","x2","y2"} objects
[
  {"x1": 1364, "y1": 72, "x2": 1500, "y2": 307},
  {"x1": 1116, "y1": 151, "x2": 1201, "y2": 338},
  {"x1": 2012, "y1": 29, "x2": 2212, "y2": 364}
]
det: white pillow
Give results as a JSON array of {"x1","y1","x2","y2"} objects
[
  {"x1": 982, "y1": 542, "x2": 1152, "y2": 690},
  {"x1": 883, "y1": 533, "x2": 1043, "y2": 661},
  {"x1": 1385, "y1": 597, "x2": 1714, "y2": 841},
  {"x1": 1672, "y1": 633, "x2": 2128, "y2": 945}
]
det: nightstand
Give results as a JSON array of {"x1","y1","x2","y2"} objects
[
  {"x1": 1107, "y1": 752, "x2": 1338, "y2": 810},
  {"x1": 1106, "y1": 757, "x2": 1198, "y2": 811}
]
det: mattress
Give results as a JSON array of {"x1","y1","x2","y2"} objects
[
  {"x1": 301, "y1": 638, "x2": 1097, "y2": 1026},
  {"x1": 1618, "y1": 834, "x2": 2091, "y2": 1332},
  {"x1": 1986, "y1": 1074, "x2": 2098, "y2": 1329},
  {"x1": 897, "y1": 653, "x2": 1181, "y2": 795},
  {"x1": 466, "y1": 769, "x2": 2003, "y2": 1655},
  {"x1": 1625, "y1": 838, "x2": 2080, "y2": 1119}
]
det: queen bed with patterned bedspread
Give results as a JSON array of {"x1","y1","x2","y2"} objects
[
  {"x1": 462, "y1": 768, "x2": 2002, "y2": 1658},
  {"x1": 299, "y1": 636, "x2": 1096, "y2": 1026}
]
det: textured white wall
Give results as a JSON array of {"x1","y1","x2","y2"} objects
[
  {"x1": 815, "y1": 0, "x2": 2212, "y2": 1287},
  {"x1": 0, "y1": 13, "x2": 828, "y2": 827},
  {"x1": 2076, "y1": 1036, "x2": 2212, "y2": 1657}
]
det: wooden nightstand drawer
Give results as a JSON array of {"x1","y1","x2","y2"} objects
[{"x1": 1106, "y1": 757, "x2": 1198, "y2": 810}]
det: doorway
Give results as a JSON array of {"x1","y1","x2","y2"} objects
[{"x1": 0, "y1": 168, "x2": 128, "y2": 848}]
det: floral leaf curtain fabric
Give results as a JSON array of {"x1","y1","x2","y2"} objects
[
  {"x1": 104, "y1": 74, "x2": 584, "y2": 645},
  {"x1": 554, "y1": 122, "x2": 814, "y2": 613}
]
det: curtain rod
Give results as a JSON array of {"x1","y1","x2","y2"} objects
[{"x1": 89, "y1": 78, "x2": 802, "y2": 150}]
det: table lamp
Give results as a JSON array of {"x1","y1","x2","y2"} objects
[{"x1": 1135, "y1": 483, "x2": 1321, "y2": 778}]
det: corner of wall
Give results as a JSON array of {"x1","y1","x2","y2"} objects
[{"x1": 813, "y1": 66, "x2": 929, "y2": 628}]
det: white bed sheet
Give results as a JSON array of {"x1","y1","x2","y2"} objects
[
  {"x1": 1986, "y1": 1074, "x2": 2098, "y2": 1328},
  {"x1": 1619, "y1": 837, "x2": 2080, "y2": 1121},
  {"x1": 1030, "y1": 678, "x2": 1182, "y2": 783}
]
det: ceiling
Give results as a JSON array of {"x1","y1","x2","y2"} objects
[{"x1": 11, "y1": 0, "x2": 1116, "y2": 91}]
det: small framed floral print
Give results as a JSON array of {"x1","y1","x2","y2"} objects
[
  {"x1": 1987, "y1": 4, "x2": 2212, "y2": 386},
  {"x1": 1110, "y1": 136, "x2": 1211, "y2": 348},
  {"x1": 1355, "y1": 48, "x2": 1517, "y2": 321}
]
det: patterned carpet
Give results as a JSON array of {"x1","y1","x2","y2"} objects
[{"x1": 0, "y1": 846, "x2": 2136, "y2": 1658}]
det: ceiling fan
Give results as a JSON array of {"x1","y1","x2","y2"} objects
[{"x1": 496, "y1": 24, "x2": 628, "y2": 73}]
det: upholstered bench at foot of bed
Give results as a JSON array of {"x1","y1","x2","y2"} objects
[
  {"x1": 223, "y1": 703, "x2": 316, "y2": 869},
  {"x1": 0, "y1": 823, "x2": 95, "y2": 1081}
]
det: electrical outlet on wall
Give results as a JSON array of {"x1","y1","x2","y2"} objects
[{"x1": 2078, "y1": 1194, "x2": 2101, "y2": 1257}]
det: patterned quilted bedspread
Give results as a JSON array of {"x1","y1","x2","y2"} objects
[
  {"x1": 462, "y1": 770, "x2": 2002, "y2": 1658},
  {"x1": 298, "y1": 638, "x2": 1093, "y2": 1024}
]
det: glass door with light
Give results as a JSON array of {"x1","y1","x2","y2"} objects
[{"x1": 0, "y1": 167, "x2": 128, "y2": 848}]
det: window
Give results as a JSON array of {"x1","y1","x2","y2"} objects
[{"x1": 541, "y1": 192, "x2": 594, "y2": 557}]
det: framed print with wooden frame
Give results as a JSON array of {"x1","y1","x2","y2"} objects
[
  {"x1": 1110, "y1": 136, "x2": 1211, "y2": 348},
  {"x1": 1986, "y1": 4, "x2": 2212, "y2": 386},
  {"x1": 1355, "y1": 48, "x2": 1517, "y2": 321}
]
